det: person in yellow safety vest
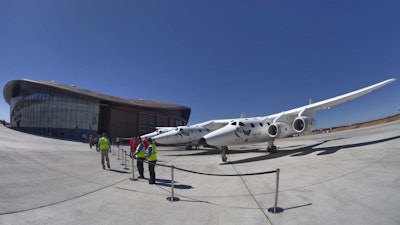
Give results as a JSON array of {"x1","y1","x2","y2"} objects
[
  {"x1": 134, "y1": 138, "x2": 146, "y2": 179},
  {"x1": 145, "y1": 138, "x2": 157, "y2": 184},
  {"x1": 116, "y1": 136, "x2": 120, "y2": 149},
  {"x1": 99, "y1": 132, "x2": 111, "y2": 170}
]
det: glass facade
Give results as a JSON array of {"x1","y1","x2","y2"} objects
[
  {"x1": 4, "y1": 80, "x2": 191, "y2": 141},
  {"x1": 10, "y1": 90, "x2": 99, "y2": 140}
]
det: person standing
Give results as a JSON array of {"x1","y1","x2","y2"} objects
[
  {"x1": 99, "y1": 132, "x2": 111, "y2": 170},
  {"x1": 134, "y1": 138, "x2": 146, "y2": 179},
  {"x1": 116, "y1": 136, "x2": 121, "y2": 149},
  {"x1": 142, "y1": 138, "x2": 149, "y2": 149},
  {"x1": 145, "y1": 138, "x2": 157, "y2": 184},
  {"x1": 89, "y1": 134, "x2": 94, "y2": 149},
  {"x1": 94, "y1": 134, "x2": 100, "y2": 151},
  {"x1": 129, "y1": 137, "x2": 138, "y2": 157}
]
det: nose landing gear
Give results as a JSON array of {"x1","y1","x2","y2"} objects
[{"x1": 220, "y1": 146, "x2": 228, "y2": 162}]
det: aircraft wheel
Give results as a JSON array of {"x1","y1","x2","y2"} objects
[
  {"x1": 268, "y1": 146, "x2": 278, "y2": 154},
  {"x1": 271, "y1": 146, "x2": 278, "y2": 153},
  {"x1": 222, "y1": 155, "x2": 227, "y2": 162}
]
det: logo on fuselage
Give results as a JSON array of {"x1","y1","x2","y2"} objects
[
  {"x1": 235, "y1": 128, "x2": 252, "y2": 138},
  {"x1": 243, "y1": 129, "x2": 251, "y2": 136}
]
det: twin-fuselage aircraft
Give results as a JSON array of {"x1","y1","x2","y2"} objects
[{"x1": 142, "y1": 79, "x2": 395, "y2": 162}]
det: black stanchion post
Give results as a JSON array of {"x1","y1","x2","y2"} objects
[
  {"x1": 124, "y1": 150, "x2": 129, "y2": 170},
  {"x1": 112, "y1": 141, "x2": 115, "y2": 156},
  {"x1": 131, "y1": 154, "x2": 135, "y2": 180},
  {"x1": 122, "y1": 149, "x2": 126, "y2": 165},
  {"x1": 167, "y1": 165, "x2": 180, "y2": 202},
  {"x1": 268, "y1": 168, "x2": 283, "y2": 213},
  {"x1": 120, "y1": 149, "x2": 125, "y2": 165}
]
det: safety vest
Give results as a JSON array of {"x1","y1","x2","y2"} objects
[
  {"x1": 99, "y1": 137, "x2": 109, "y2": 150},
  {"x1": 135, "y1": 143, "x2": 146, "y2": 158},
  {"x1": 116, "y1": 137, "x2": 120, "y2": 142},
  {"x1": 146, "y1": 144, "x2": 157, "y2": 161}
]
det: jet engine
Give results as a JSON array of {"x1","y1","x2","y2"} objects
[
  {"x1": 292, "y1": 116, "x2": 316, "y2": 133},
  {"x1": 267, "y1": 122, "x2": 293, "y2": 138}
]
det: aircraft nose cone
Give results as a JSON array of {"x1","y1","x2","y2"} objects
[{"x1": 198, "y1": 138, "x2": 208, "y2": 146}]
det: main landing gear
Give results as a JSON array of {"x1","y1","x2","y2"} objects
[
  {"x1": 267, "y1": 145, "x2": 278, "y2": 153},
  {"x1": 219, "y1": 141, "x2": 277, "y2": 162},
  {"x1": 267, "y1": 141, "x2": 278, "y2": 154}
]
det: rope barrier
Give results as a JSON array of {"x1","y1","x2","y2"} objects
[
  {"x1": 133, "y1": 157, "x2": 277, "y2": 177},
  {"x1": 173, "y1": 166, "x2": 277, "y2": 176},
  {"x1": 119, "y1": 150, "x2": 281, "y2": 212}
]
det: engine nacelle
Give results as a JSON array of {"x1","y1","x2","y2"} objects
[
  {"x1": 292, "y1": 116, "x2": 316, "y2": 133},
  {"x1": 267, "y1": 122, "x2": 293, "y2": 138}
]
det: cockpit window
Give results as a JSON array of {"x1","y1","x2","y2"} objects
[
  {"x1": 259, "y1": 123, "x2": 263, "y2": 127},
  {"x1": 231, "y1": 121, "x2": 237, "y2": 126},
  {"x1": 251, "y1": 123, "x2": 255, "y2": 128},
  {"x1": 179, "y1": 128, "x2": 183, "y2": 132},
  {"x1": 239, "y1": 122, "x2": 244, "y2": 126}
]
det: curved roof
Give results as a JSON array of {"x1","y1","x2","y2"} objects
[{"x1": 3, "y1": 79, "x2": 191, "y2": 121}]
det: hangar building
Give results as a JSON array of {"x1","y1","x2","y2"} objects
[{"x1": 3, "y1": 79, "x2": 191, "y2": 141}]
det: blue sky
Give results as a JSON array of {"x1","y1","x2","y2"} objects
[{"x1": 1, "y1": 0, "x2": 399, "y2": 129}]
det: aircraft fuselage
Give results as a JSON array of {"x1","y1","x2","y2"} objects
[
  {"x1": 152, "y1": 126, "x2": 211, "y2": 145},
  {"x1": 200, "y1": 117, "x2": 273, "y2": 146}
]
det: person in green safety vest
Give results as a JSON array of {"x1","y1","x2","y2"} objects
[
  {"x1": 99, "y1": 132, "x2": 111, "y2": 170},
  {"x1": 115, "y1": 136, "x2": 121, "y2": 149},
  {"x1": 145, "y1": 138, "x2": 157, "y2": 184},
  {"x1": 134, "y1": 138, "x2": 146, "y2": 179}
]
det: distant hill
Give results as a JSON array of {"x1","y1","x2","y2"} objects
[{"x1": 315, "y1": 114, "x2": 400, "y2": 134}]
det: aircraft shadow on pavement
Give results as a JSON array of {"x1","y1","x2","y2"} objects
[
  {"x1": 164, "y1": 138, "x2": 345, "y2": 159},
  {"x1": 222, "y1": 135, "x2": 400, "y2": 165}
]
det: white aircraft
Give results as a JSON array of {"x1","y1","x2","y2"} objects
[
  {"x1": 140, "y1": 127, "x2": 176, "y2": 139},
  {"x1": 198, "y1": 78, "x2": 395, "y2": 161},
  {"x1": 151, "y1": 119, "x2": 232, "y2": 149}
]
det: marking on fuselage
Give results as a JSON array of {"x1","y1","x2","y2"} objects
[
  {"x1": 243, "y1": 129, "x2": 251, "y2": 136},
  {"x1": 235, "y1": 128, "x2": 252, "y2": 138},
  {"x1": 234, "y1": 128, "x2": 241, "y2": 138}
]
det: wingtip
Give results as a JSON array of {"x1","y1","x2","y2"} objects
[
  {"x1": 387, "y1": 78, "x2": 396, "y2": 83},
  {"x1": 379, "y1": 78, "x2": 396, "y2": 86}
]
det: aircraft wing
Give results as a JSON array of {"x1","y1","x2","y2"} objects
[
  {"x1": 264, "y1": 78, "x2": 395, "y2": 123},
  {"x1": 190, "y1": 119, "x2": 232, "y2": 130},
  {"x1": 155, "y1": 127, "x2": 176, "y2": 131}
]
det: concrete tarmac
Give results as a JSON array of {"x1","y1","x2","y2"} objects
[{"x1": 0, "y1": 121, "x2": 399, "y2": 225}]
